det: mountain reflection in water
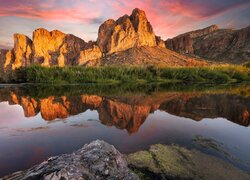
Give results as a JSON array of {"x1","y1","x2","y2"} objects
[
  {"x1": 0, "y1": 85, "x2": 249, "y2": 133},
  {"x1": 0, "y1": 83, "x2": 249, "y2": 177}
]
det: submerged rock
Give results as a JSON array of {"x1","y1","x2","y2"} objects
[
  {"x1": 127, "y1": 144, "x2": 250, "y2": 180},
  {"x1": 2, "y1": 140, "x2": 138, "y2": 180}
]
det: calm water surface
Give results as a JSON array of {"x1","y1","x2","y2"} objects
[{"x1": 0, "y1": 83, "x2": 249, "y2": 176}]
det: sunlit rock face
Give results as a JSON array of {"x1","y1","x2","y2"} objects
[
  {"x1": 32, "y1": 28, "x2": 66, "y2": 66},
  {"x1": 97, "y1": 8, "x2": 156, "y2": 54},
  {"x1": 12, "y1": 34, "x2": 33, "y2": 70},
  {"x1": 1, "y1": 34, "x2": 32, "y2": 72},
  {"x1": 33, "y1": 29, "x2": 87, "y2": 67},
  {"x1": 3, "y1": 50, "x2": 14, "y2": 72},
  {"x1": 130, "y1": 8, "x2": 156, "y2": 47},
  {"x1": 166, "y1": 25, "x2": 250, "y2": 63}
]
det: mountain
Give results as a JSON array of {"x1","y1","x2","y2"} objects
[
  {"x1": 166, "y1": 25, "x2": 250, "y2": 64},
  {"x1": 0, "y1": 8, "x2": 207, "y2": 73},
  {"x1": 1, "y1": 8, "x2": 249, "y2": 72}
]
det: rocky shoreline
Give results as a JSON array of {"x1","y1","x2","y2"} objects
[{"x1": 2, "y1": 140, "x2": 250, "y2": 180}]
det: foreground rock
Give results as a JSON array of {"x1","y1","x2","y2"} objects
[
  {"x1": 2, "y1": 140, "x2": 250, "y2": 179},
  {"x1": 127, "y1": 144, "x2": 250, "y2": 180},
  {"x1": 3, "y1": 140, "x2": 138, "y2": 180}
]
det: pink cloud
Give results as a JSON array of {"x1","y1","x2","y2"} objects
[
  {"x1": 0, "y1": 0, "x2": 249, "y2": 45},
  {"x1": 0, "y1": 0, "x2": 101, "y2": 23},
  {"x1": 104, "y1": 0, "x2": 250, "y2": 38}
]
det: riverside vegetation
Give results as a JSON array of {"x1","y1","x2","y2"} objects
[{"x1": 3, "y1": 64, "x2": 249, "y2": 84}]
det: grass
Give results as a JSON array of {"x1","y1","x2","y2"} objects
[{"x1": 6, "y1": 64, "x2": 250, "y2": 84}]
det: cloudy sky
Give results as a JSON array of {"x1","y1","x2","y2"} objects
[{"x1": 0, "y1": 0, "x2": 250, "y2": 49}]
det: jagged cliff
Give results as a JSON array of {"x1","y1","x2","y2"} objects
[{"x1": 166, "y1": 25, "x2": 250, "y2": 63}]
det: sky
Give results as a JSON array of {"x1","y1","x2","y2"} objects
[{"x1": 0, "y1": 0, "x2": 250, "y2": 49}]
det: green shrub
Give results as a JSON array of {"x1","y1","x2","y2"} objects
[{"x1": 11, "y1": 65, "x2": 250, "y2": 84}]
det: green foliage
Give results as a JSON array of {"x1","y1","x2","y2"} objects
[{"x1": 11, "y1": 65, "x2": 250, "y2": 84}]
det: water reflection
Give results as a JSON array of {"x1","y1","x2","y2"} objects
[
  {"x1": 0, "y1": 83, "x2": 249, "y2": 176},
  {"x1": 0, "y1": 85, "x2": 249, "y2": 132}
]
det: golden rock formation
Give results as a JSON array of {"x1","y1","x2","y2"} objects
[
  {"x1": 32, "y1": 29, "x2": 66, "y2": 66},
  {"x1": 12, "y1": 34, "x2": 33, "y2": 69},
  {"x1": 97, "y1": 8, "x2": 156, "y2": 54},
  {"x1": 3, "y1": 50, "x2": 14, "y2": 72}
]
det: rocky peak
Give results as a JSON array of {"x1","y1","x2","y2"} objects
[
  {"x1": 97, "y1": 8, "x2": 156, "y2": 54},
  {"x1": 130, "y1": 8, "x2": 152, "y2": 33}
]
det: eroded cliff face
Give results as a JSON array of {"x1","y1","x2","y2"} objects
[
  {"x1": 166, "y1": 25, "x2": 250, "y2": 63},
  {"x1": 33, "y1": 29, "x2": 88, "y2": 66},
  {"x1": 97, "y1": 8, "x2": 156, "y2": 54},
  {"x1": 11, "y1": 34, "x2": 33, "y2": 70}
]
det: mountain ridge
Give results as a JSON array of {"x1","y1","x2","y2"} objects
[
  {"x1": 166, "y1": 25, "x2": 250, "y2": 63},
  {"x1": 0, "y1": 8, "x2": 249, "y2": 73}
]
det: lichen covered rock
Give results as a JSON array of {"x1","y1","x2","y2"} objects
[{"x1": 127, "y1": 144, "x2": 250, "y2": 180}]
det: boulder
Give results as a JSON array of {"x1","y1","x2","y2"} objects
[{"x1": 3, "y1": 140, "x2": 139, "y2": 180}]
